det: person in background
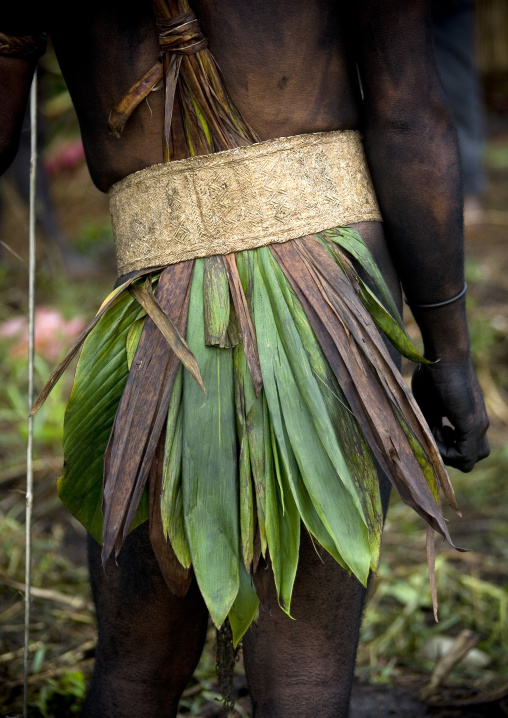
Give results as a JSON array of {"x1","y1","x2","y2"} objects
[{"x1": 432, "y1": 0, "x2": 487, "y2": 225}]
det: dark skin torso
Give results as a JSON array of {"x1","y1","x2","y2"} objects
[
  {"x1": 0, "y1": 3, "x2": 490, "y2": 715},
  {"x1": 47, "y1": 0, "x2": 361, "y2": 190}
]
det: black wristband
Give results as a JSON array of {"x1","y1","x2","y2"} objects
[{"x1": 405, "y1": 282, "x2": 467, "y2": 309}]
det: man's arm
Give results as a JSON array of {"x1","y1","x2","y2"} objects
[
  {"x1": 0, "y1": 53, "x2": 38, "y2": 174},
  {"x1": 355, "y1": 0, "x2": 489, "y2": 471},
  {"x1": 0, "y1": 6, "x2": 44, "y2": 174}
]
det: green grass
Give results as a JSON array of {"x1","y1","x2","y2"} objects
[{"x1": 358, "y1": 447, "x2": 508, "y2": 687}]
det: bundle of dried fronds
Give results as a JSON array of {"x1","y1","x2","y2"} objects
[{"x1": 108, "y1": 0, "x2": 258, "y2": 158}]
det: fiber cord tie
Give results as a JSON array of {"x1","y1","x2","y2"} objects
[
  {"x1": 157, "y1": 11, "x2": 208, "y2": 55},
  {"x1": 0, "y1": 32, "x2": 47, "y2": 58}
]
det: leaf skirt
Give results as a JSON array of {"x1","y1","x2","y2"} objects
[{"x1": 56, "y1": 228, "x2": 458, "y2": 644}]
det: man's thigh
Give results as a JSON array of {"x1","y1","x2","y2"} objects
[
  {"x1": 84, "y1": 524, "x2": 209, "y2": 717},
  {"x1": 243, "y1": 528, "x2": 367, "y2": 718}
]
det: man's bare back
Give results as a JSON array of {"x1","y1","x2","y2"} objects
[
  {"x1": 0, "y1": 1, "x2": 490, "y2": 716},
  {"x1": 38, "y1": 0, "x2": 359, "y2": 190}
]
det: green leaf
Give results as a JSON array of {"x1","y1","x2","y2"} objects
[
  {"x1": 236, "y1": 251, "x2": 268, "y2": 555},
  {"x1": 31, "y1": 269, "x2": 152, "y2": 416},
  {"x1": 245, "y1": 372, "x2": 269, "y2": 558},
  {"x1": 258, "y1": 249, "x2": 365, "y2": 511},
  {"x1": 161, "y1": 366, "x2": 192, "y2": 568},
  {"x1": 233, "y1": 345, "x2": 255, "y2": 570},
  {"x1": 58, "y1": 292, "x2": 148, "y2": 543},
  {"x1": 266, "y1": 417, "x2": 300, "y2": 615},
  {"x1": 324, "y1": 227, "x2": 404, "y2": 330},
  {"x1": 228, "y1": 561, "x2": 260, "y2": 647},
  {"x1": 254, "y1": 249, "x2": 371, "y2": 586},
  {"x1": 357, "y1": 278, "x2": 429, "y2": 364},
  {"x1": 269, "y1": 252, "x2": 383, "y2": 570},
  {"x1": 182, "y1": 259, "x2": 240, "y2": 627},
  {"x1": 126, "y1": 315, "x2": 146, "y2": 370},
  {"x1": 204, "y1": 255, "x2": 231, "y2": 347},
  {"x1": 236, "y1": 250, "x2": 255, "y2": 302}
]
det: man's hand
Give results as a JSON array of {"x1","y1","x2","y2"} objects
[{"x1": 412, "y1": 358, "x2": 490, "y2": 473}]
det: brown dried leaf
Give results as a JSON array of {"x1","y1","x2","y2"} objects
[
  {"x1": 129, "y1": 277, "x2": 204, "y2": 392},
  {"x1": 301, "y1": 237, "x2": 458, "y2": 513},
  {"x1": 149, "y1": 435, "x2": 193, "y2": 597},
  {"x1": 30, "y1": 269, "x2": 152, "y2": 416},
  {"x1": 101, "y1": 261, "x2": 194, "y2": 563},
  {"x1": 426, "y1": 525, "x2": 438, "y2": 622},
  {"x1": 223, "y1": 253, "x2": 263, "y2": 395},
  {"x1": 108, "y1": 61, "x2": 163, "y2": 138}
]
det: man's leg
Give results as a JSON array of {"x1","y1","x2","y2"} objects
[
  {"x1": 83, "y1": 523, "x2": 209, "y2": 718},
  {"x1": 243, "y1": 529, "x2": 367, "y2": 718},
  {"x1": 244, "y1": 466, "x2": 392, "y2": 718}
]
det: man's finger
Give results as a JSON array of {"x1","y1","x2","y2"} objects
[
  {"x1": 434, "y1": 426, "x2": 489, "y2": 472},
  {"x1": 434, "y1": 427, "x2": 475, "y2": 472}
]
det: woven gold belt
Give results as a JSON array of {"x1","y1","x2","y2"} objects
[{"x1": 109, "y1": 130, "x2": 382, "y2": 276}]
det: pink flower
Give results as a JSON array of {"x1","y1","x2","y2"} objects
[
  {"x1": 0, "y1": 307, "x2": 86, "y2": 361},
  {"x1": 0, "y1": 316, "x2": 25, "y2": 339},
  {"x1": 43, "y1": 139, "x2": 85, "y2": 177}
]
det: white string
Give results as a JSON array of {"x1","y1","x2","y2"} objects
[{"x1": 24, "y1": 71, "x2": 37, "y2": 718}]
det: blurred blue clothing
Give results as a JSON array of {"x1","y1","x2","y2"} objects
[{"x1": 432, "y1": 0, "x2": 486, "y2": 197}]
